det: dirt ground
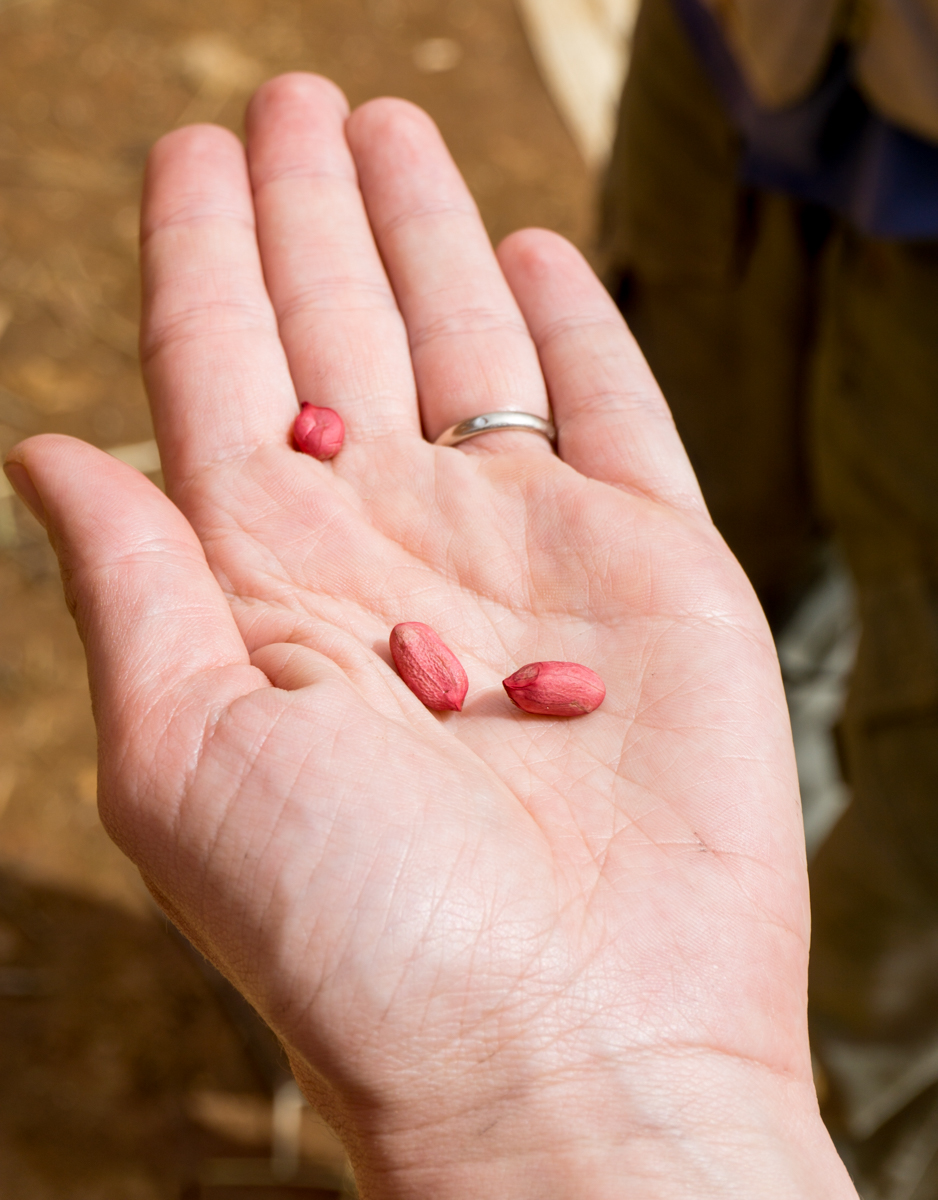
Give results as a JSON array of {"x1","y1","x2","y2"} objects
[{"x1": 0, "y1": 0, "x2": 593, "y2": 1195}]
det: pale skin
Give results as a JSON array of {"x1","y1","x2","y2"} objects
[{"x1": 4, "y1": 75, "x2": 858, "y2": 1198}]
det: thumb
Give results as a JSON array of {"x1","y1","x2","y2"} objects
[{"x1": 3, "y1": 435, "x2": 269, "y2": 852}]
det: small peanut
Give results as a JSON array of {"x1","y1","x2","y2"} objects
[
  {"x1": 390, "y1": 622, "x2": 469, "y2": 712},
  {"x1": 502, "y1": 661, "x2": 605, "y2": 716},
  {"x1": 293, "y1": 403, "x2": 345, "y2": 460}
]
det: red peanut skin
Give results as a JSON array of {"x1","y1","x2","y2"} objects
[
  {"x1": 502, "y1": 661, "x2": 605, "y2": 716},
  {"x1": 389, "y1": 622, "x2": 469, "y2": 712},
  {"x1": 293, "y1": 402, "x2": 345, "y2": 460}
]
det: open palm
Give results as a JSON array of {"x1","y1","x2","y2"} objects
[{"x1": 7, "y1": 76, "x2": 855, "y2": 1198}]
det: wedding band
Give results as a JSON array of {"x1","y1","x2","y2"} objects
[{"x1": 434, "y1": 411, "x2": 557, "y2": 448}]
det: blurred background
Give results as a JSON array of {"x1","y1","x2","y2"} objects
[
  {"x1": 2, "y1": 0, "x2": 896, "y2": 1195},
  {"x1": 0, "y1": 1, "x2": 637, "y2": 1196}
]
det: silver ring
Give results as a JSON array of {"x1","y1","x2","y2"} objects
[{"x1": 434, "y1": 411, "x2": 556, "y2": 448}]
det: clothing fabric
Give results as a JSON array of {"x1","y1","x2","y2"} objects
[
  {"x1": 697, "y1": 0, "x2": 938, "y2": 146},
  {"x1": 696, "y1": 0, "x2": 841, "y2": 109},
  {"x1": 600, "y1": 0, "x2": 938, "y2": 1195},
  {"x1": 674, "y1": 0, "x2": 938, "y2": 237}
]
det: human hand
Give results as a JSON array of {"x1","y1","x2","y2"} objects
[{"x1": 4, "y1": 76, "x2": 856, "y2": 1198}]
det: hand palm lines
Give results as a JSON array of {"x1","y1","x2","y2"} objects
[
  {"x1": 4, "y1": 79, "x2": 823, "y2": 1184},
  {"x1": 189, "y1": 444, "x2": 735, "y2": 911}
]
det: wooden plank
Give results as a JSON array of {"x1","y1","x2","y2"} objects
[{"x1": 514, "y1": 0, "x2": 639, "y2": 167}]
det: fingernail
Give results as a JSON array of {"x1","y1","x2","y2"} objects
[{"x1": 3, "y1": 461, "x2": 47, "y2": 527}]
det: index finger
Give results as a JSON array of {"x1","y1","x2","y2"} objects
[{"x1": 140, "y1": 125, "x2": 300, "y2": 491}]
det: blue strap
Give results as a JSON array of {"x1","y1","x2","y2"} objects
[{"x1": 670, "y1": 0, "x2": 938, "y2": 238}]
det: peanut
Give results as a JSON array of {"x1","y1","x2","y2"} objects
[
  {"x1": 502, "y1": 661, "x2": 605, "y2": 716},
  {"x1": 389, "y1": 622, "x2": 469, "y2": 712},
  {"x1": 293, "y1": 403, "x2": 345, "y2": 460}
]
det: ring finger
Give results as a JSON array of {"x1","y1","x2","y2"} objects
[{"x1": 345, "y1": 97, "x2": 553, "y2": 455}]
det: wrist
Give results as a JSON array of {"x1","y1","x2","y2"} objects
[{"x1": 290, "y1": 1049, "x2": 857, "y2": 1200}]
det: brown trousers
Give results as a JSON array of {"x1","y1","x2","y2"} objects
[{"x1": 601, "y1": 0, "x2": 938, "y2": 1193}]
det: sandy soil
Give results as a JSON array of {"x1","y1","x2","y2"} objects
[{"x1": 0, "y1": 0, "x2": 593, "y2": 1195}]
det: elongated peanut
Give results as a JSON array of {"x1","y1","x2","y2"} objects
[
  {"x1": 390, "y1": 622, "x2": 469, "y2": 712},
  {"x1": 502, "y1": 661, "x2": 605, "y2": 716},
  {"x1": 293, "y1": 402, "x2": 345, "y2": 460}
]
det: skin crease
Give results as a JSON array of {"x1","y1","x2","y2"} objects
[{"x1": 3, "y1": 75, "x2": 859, "y2": 1199}]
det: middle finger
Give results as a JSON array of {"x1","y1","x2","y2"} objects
[{"x1": 246, "y1": 75, "x2": 421, "y2": 446}]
